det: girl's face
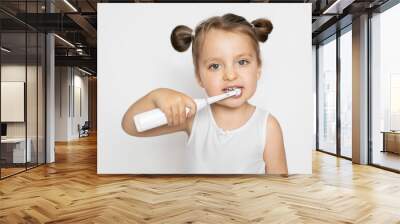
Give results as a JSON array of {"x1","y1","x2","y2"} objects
[{"x1": 196, "y1": 29, "x2": 261, "y2": 108}]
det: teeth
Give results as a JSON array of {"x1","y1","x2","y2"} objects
[{"x1": 224, "y1": 87, "x2": 239, "y2": 92}]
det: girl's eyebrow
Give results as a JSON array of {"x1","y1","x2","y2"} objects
[
  {"x1": 203, "y1": 53, "x2": 254, "y2": 64},
  {"x1": 236, "y1": 53, "x2": 254, "y2": 58},
  {"x1": 203, "y1": 57, "x2": 221, "y2": 64}
]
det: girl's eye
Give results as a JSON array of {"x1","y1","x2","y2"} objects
[
  {"x1": 238, "y1": 59, "x2": 249, "y2": 66},
  {"x1": 208, "y1": 64, "x2": 220, "y2": 70}
]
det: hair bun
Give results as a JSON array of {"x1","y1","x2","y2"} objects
[
  {"x1": 170, "y1": 25, "x2": 193, "y2": 52},
  {"x1": 251, "y1": 18, "x2": 273, "y2": 42}
]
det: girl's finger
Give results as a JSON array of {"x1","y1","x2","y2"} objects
[
  {"x1": 172, "y1": 105, "x2": 179, "y2": 126},
  {"x1": 185, "y1": 104, "x2": 192, "y2": 118},
  {"x1": 184, "y1": 97, "x2": 197, "y2": 117},
  {"x1": 179, "y1": 104, "x2": 186, "y2": 125}
]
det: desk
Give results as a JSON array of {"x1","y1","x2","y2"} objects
[
  {"x1": 381, "y1": 131, "x2": 400, "y2": 154},
  {"x1": 1, "y1": 138, "x2": 31, "y2": 163}
]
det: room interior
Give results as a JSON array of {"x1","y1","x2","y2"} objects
[{"x1": 0, "y1": 0, "x2": 399, "y2": 223}]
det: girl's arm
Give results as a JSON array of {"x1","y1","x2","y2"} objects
[
  {"x1": 121, "y1": 88, "x2": 196, "y2": 137},
  {"x1": 263, "y1": 115, "x2": 288, "y2": 174}
]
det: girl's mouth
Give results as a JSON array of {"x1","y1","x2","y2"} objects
[{"x1": 222, "y1": 86, "x2": 243, "y2": 98}]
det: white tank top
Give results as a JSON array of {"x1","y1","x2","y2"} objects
[{"x1": 185, "y1": 104, "x2": 270, "y2": 174}]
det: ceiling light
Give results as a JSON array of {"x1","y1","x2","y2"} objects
[
  {"x1": 322, "y1": 0, "x2": 355, "y2": 15},
  {"x1": 63, "y1": 0, "x2": 78, "y2": 12},
  {"x1": 78, "y1": 67, "x2": 93, "y2": 76},
  {"x1": 76, "y1": 48, "x2": 84, "y2": 55},
  {"x1": 54, "y1": 34, "x2": 75, "y2": 48},
  {"x1": 1, "y1": 47, "x2": 11, "y2": 53}
]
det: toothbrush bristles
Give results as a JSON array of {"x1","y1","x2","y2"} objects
[
  {"x1": 229, "y1": 88, "x2": 241, "y2": 96},
  {"x1": 223, "y1": 87, "x2": 241, "y2": 96}
]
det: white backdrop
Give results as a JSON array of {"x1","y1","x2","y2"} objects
[{"x1": 98, "y1": 3, "x2": 313, "y2": 174}]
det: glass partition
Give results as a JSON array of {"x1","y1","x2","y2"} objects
[
  {"x1": 38, "y1": 32, "x2": 45, "y2": 165},
  {"x1": 1, "y1": 31, "x2": 28, "y2": 178},
  {"x1": 0, "y1": 1, "x2": 46, "y2": 179},
  {"x1": 317, "y1": 36, "x2": 337, "y2": 155},
  {"x1": 27, "y1": 31, "x2": 38, "y2": 169},
  {"x1": 26, "y1": 1, "x2": 39, "y2": 169}
]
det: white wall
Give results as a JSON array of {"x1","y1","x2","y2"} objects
[
  {"x1": 72, "y1": 72, "x2": 89, "y2": 138},
  {"x1": 98, "y1": 3, "x2": 313, "y2": 174},
  {"x1": 1, "y1": 65, "x2": 26, "y2": 126},
  {"x1": 55, "y1": 67, "x2": 89, "y2": 141},
  {"x1": 55, "y1": 66, "x2": 69, "y2": 141}
]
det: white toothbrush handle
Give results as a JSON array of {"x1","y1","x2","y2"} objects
[
  {"x1": 133, "y1": 99, "x2": 207, "y2": 132},
  {"x1": 134, "y1": 108, "x2": 167, "y2": 132}
]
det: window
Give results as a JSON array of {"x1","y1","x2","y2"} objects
[
  {"x1": 318, "y1": 36, "x2": 337, "y2": 154},
  {"x1": 371, "y1": 2, "x2": 400, "y2": 171},
  {"x1": 340, "y1": 28, "x2": 352, "y2": 158}
]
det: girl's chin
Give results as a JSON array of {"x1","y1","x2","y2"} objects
[{"x1": 215, "y1": 98, "x2": 247, "y2": 108}]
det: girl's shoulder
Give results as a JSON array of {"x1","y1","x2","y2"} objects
[
  {"x1": 266, "y1": 114, "x2": 281, "y2": 133},
  {"x1": 263, "y1": 113, "x2": 288, "y2": 174}
]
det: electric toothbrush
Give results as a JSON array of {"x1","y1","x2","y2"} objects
[{"x1": 133, "y1": 88, "x2": 241, "y2": 132}]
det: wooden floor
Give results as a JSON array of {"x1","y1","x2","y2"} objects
[
  {"x1": 373, "y1": 150, "x2": 400, "y2": 171},
  {"x1": 1, "y1": 135, "x2": 400, "y2": 223},
  {"x1": 0, "y1": 167, "x2": 26, "y2": 178},
  {"x1": 1, "y1": 163, "x2": 45, "y2": 178}
]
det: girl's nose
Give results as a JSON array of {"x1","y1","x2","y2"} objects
[{"x1": 223, "y1": 69, "x2": 238, "y2": 81}]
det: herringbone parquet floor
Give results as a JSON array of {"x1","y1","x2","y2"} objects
[{"x1": 1, "y1": 134, "x2": 400, "y2": 223}]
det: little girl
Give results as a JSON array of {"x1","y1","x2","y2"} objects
[{"x1": 122, "y1": 13, "x2": 288, "y2": 174}]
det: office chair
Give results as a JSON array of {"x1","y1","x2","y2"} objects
[{"x1": 79, "y1": 121, "x2": 90, "y2": 138}]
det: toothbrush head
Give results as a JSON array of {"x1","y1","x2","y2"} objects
[
  {"x1": 207, "y1": 88, "x2": 242, "y2": 104},
  {"x1": 232, "y1": 88, "x2": 241, "y2": 96}
]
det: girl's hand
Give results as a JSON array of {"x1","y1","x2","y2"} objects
[{"x1": 149, "y1": 88, "x2": 197, "y2": 127}]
